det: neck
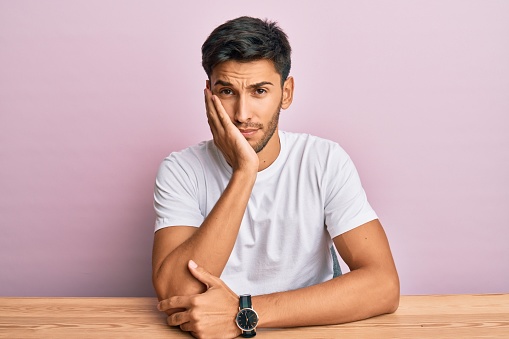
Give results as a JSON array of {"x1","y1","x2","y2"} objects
[{"x1": 256, "y1": 130, "x2": 281, "y2": 172}]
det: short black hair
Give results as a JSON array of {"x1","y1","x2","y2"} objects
[{"x1": 201, "y1": 16, "x2": 292, "y2": 84}]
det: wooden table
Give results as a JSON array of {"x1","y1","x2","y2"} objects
[{"x1": 1, "y1": 294, "x2": 508, "y2": 338}]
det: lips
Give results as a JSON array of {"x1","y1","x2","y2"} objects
[{"x1": 239, "y1": 129, "x2": 258, "y2": 137}]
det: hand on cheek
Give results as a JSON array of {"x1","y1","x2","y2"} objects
[{"x1": 204, "y1": 88, "x2": 259, "y2": 172}]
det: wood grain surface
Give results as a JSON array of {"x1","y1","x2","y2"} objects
[{"x1": 1, "y1": 294, "x2": 508, "y2": 338}]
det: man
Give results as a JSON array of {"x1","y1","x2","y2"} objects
[{"x1": 152, "y1": 16, "x2": 399, "y2": 338}]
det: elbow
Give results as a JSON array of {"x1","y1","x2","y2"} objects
[
  {"x1": 386, "y1": 287, "x2": 400, "y2": 314},
  {"x1": 382, "y1": 272, "x2": 400, "y2": 314},
  {"x1": 152, "y1": 263, "x2": 170, "y2": 300},
  {"x1": 152, "y1": 272, "x2": 170, "y2": 301},
  {"x1": 152, "y1": 266, "x2": 205, "y2": 301}
]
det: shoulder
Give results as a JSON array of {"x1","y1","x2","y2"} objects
[
  {"x1": 281, "y1": 131, "x2": 350, "y2": 162},
  {"x1": 157, "y1": 140, "x2": 219, "y2": 177},
  {"x1": 163, "y1": 140, "x2": 216, "y2": 166}
]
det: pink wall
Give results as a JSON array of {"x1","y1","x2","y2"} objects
[{"x1": 1, "y1": 1, "x2": 508, "y2": 296}]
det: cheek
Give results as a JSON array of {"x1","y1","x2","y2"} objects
[
  {"x1": 250, "y1": 97, "x2": 276, "y2": 113},
  {"x1": 259, "y1": 98, "x2": 280, "y2": 115}
]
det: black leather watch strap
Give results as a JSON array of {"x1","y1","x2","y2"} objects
[
  {"x1": 239, "y1": 294, "x2": 256, "y2": 337},
  {"x1": 242, "y1": 330, "x2": 256, "y2": 338},
  {"x1": 239, "y1": 294, "x2": 252, "y2": 309}
]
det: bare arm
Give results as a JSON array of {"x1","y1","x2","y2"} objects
[
  {"x1": 152, "y1": 88, "x2": 258, "y2": 300},
  {"x1": 254, "y1": 219, "x2": 400, "y2": 327},
  {"x1": 160, "y1": 219, "x2": 399, "y2": 337}
]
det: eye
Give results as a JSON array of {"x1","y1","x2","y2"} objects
[
  {"x1": 219, "y1": 88, "x2": 234, "y2": 95},
  {"x1": 255, "y1": 88, "x2": 267, "y2": 95}
]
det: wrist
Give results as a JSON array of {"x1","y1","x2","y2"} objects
[
  {"x1": 231, "y1": 168, "x2": 257, "y2": 185},
  {"x1": 250, "y1": 294, "x2": 277, "y2": 328},
  {"x1": 235, "y1": 294, "x2": 259, "y2": 337}
]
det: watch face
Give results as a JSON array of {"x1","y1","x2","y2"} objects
[{"x1": 236, "y1": 308, "x2": 259, "y2": 331}]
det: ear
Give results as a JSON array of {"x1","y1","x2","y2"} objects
[
  {"x1": 281, "y1": 76, "x2": 294, "y2": 110},
  {"x1": 206, "y1": 80, "x2": 210, "y2": 90}
]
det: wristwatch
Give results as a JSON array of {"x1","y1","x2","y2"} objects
[{"x1": 235, "y1": 294, "x2": 259, "y2": 337}]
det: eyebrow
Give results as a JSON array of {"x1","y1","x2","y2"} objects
[{"x1": 213, "y1": 80, "x2": 274, "y2": 88}]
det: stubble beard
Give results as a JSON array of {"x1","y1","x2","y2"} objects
[{"x1": 251, "y1": 103, "x2": 281, "y2": 154}]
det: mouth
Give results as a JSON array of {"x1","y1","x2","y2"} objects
[{"x1": 238, "y1": 129, "x2": 258, "y2": 138}]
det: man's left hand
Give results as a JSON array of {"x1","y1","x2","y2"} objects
[{"x1": 157, "y1": 260, "x2": 241, "y2": 339}]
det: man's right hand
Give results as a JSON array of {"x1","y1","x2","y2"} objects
[
  {"x1": 205, "y1": 88, "x2": 259, "y2": 173},
  {"x1": 153, "y1": 89, "x2": 260, "y2": 316}
]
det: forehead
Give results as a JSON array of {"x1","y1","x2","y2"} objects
[{"x1": 210, "y1": 59, "x2": 280, "y2": 85}]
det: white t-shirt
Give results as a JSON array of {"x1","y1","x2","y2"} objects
[{"x1": 154, "y1": 131, "x2": 377, "y2": 295}]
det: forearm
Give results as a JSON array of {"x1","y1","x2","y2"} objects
[
  {"x1": 254, "y1": 266, "x2": 400, "y2": 328},
  {"x1": 154, "y1": 170, "x2": 256, "y2": 299}
]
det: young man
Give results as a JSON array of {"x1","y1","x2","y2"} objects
[{"x1": 152, "y1": 16, "x2": 399, "y2": 338}]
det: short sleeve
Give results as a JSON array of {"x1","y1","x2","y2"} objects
[
  {"x1": 324, "y1": 145, "x2": 378, "y2": 238},
  {"x1": 153, "y1": 154, "x2": 205, "y2": 232}
]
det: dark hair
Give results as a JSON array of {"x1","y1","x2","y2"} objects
[{"x1": 201, "y1": 16, "x2": 292, "y2": 84}]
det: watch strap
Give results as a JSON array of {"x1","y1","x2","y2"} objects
[
  {"x1": 242, "y1": 329, "x2": 256, "y2": 337},
  {"x1": 239, "y1": 294, "x2": 252, "y2": 309},
  {"x1": 239, "y1": 295, "x2": 256, "y2": 337}
]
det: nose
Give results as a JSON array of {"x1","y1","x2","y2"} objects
[{"x1": 234, "y1": 94, "x2": 251, "y2": 123}]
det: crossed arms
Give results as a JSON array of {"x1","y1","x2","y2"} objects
[{"x1": 152, "y1": 88, "x2": 400, "y2": 338}]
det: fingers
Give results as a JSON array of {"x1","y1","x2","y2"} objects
[
  {"x1": 212, "y1": 96, "x2": 231, "y2": 128},
  {"x1": 157, "y1": 260, "x2": 220, "y2": 313},
  {"x1": 187, "y1": 260, "x2": 219, "y2": 289},
  {"x1": 166, "y1": 310, "x2": 190, "y2": 327},
  {"x1": 204, "y1": 89, "x2": 236, "y2": 165},
  {"x1": 158, "y1": 295, "x2": 191, "y2": 312},
  {"x1": 204, "y1": 88, "x2": 218, "y2": 128},
  {"x1": 205, "y1": 89, "x2": 229, "y2": 154},
  {"x1": 205, "y1": 88, "x2": 232, "y2": 131}
]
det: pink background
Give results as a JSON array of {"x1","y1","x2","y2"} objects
[{"x1": 1, "y1": 1, "x2": 508, "y2": 296}]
